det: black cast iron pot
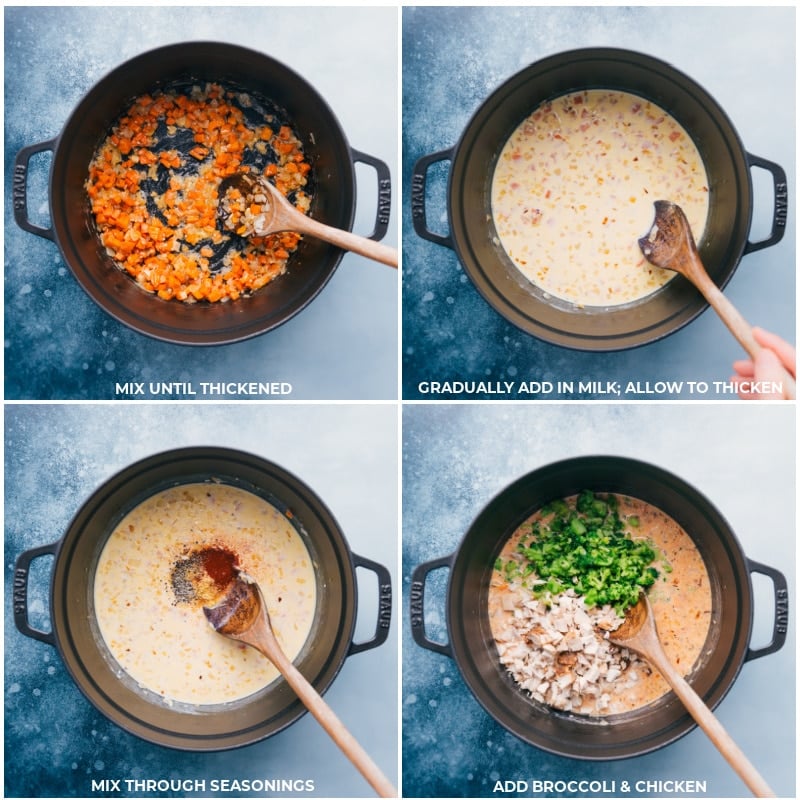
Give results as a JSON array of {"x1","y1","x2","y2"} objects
[
  {"x1": 13, "y1": 42, "x2": 392, "y2": 345},
  {"x1": 14, "y1": 447, "x2": 392, "y2": 751},
  {"x1": 411, "y1": 48, "x2": 788, "y2": 351},
  {"x1": 410, "y1": 456, "x2": 787, "y2": 760}
]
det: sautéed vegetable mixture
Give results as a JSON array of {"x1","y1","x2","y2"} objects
[{"x1": 86, "y1": 82, "x2": 312, "y2": 303}]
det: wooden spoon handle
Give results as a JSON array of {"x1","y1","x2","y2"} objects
[
  {"x1": 689, "y1": 269, "x2": 760, "y2": 360},
  {"x1": 647, "y1": 648, "x2": 775, "y2": 797},
  {"x1": 258, "y1": 640, "x2": 397, "y2": 797},
  {"x1": 298, "y1": 215, "x2": 398, "y2": 268}
]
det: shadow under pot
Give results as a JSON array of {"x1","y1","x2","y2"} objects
[
  {"x1": 411, "y1": 47, "x2": 788, "y2": 351},
  {"x1": 410, "y1": 455, "x2": 787, "y2": 760},
  {"x1": 14, "y1": 447, "x2": 392, "y2": 751},
  {"x1": 13, "y1": 42, "x2": 392, "y2": 345}
]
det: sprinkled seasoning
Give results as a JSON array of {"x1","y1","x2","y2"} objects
[{"x1": 170, "y1": 546, "x2": 240, "y2": 605}]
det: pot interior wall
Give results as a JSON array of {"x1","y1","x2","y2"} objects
[
  {"x1": 450, "y1": 49, "x2": 752, "y2": 350},
  {"x1": 51, "y1": 448, "x2": 355, "y2": 750},
  {"x1": 447, "y1": 456, "x2": 751, "y2": 760},
  {"x1": 52, "y1": 43, "x2": 355, "y2": 344}
]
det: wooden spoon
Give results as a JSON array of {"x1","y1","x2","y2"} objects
[
  {"x1": 204, "y1": 574, "x2": 397, "y2": 798},
  {"x1": 638, "y1": 200, "x2": 759, "y2": 359},
  {"x1": 608, "y1": 593, "x2": 775, "y2": 798},
  {"x1": 219, "y1": 173, "x2": 398, "y2": 268}
]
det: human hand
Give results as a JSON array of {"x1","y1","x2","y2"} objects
[{"x1": 732, "y1": 328, "x2": 796, "y2": 400}]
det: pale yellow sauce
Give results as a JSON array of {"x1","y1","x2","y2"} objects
[
  {"x1": 93, "y1": 483, "x2": 317, "y2": 705},
  {"x1": 491, "y1": 90, "x2": 709, "y2": 306},
  {"x1": 489, "y1": 494, "x2": 713, "y2": 715}
]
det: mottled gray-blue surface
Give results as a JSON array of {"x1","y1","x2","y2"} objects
[
  {"x1": 4, "y1": 6, "x2": 397, "y2": 400},
  {"x1": 5, "y1": 404, "x2": 398, "y2": 798},
  {"x1": 402, "y1": 6, "x2": 795, "y2": 400},
  {"x1": 402, "y1": 403, "x2": 795, "y2": 797}
]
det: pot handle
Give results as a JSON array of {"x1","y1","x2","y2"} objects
[
  {"x1": 13, "y1": 138, "x2": 57, "y2": 241},
  {"x1": 347, "y1": 553, "x2": 392, "y2": 656},
  {"x1": 743, "y1": 153, "x2": 788, "y2": 255},
  {"x1": 409, "y1": 554, "x2": 454, "y2": 657},
  {"x1": 411, "y1": 148, "x2": 455, "y2": 249},
  {"x1": 744, "y1": 558, "x2": 788, "y2": 661},
  {"x1": 351, "y1": 149, "x2": 392, "y2": 243},
  {"x1": 13, "y1": 541, "x2": 58, "y2": 645}
]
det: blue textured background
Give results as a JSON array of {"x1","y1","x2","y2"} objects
[
  {"x1": 402, "y1": 403, "x2": 795, "y2": 797},
  {"x1": 4, "y1": 6, "x2": 398, "y2": 400},
  {"x1": 401, "y1": 6, "x2": 795, "y2": 400},
  {"x1": 5, "y1": 404, "x2": 398, "y2": 798}
]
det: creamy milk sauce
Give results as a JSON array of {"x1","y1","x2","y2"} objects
[
  {"x1": 491, "y1": 90, "x2": 709, "y2": 306},
  {"x1": 488, "y1": 494, "x2": 713, "y2": 715},
  {"x1": 93, "y1": 483, "x2": 317, "y2": 705}
]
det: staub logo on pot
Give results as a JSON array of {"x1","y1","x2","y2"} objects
[
  {"x1": 12, "y1": 164, "x2": 28, "y2": 213},
  {"x1": 12, "y1": 567, "x2": 28, "y2": 616},
  {"x1": 379, "y1": 582, "x2": 392, "y2": 628},
  {"x1": 378, "y1": 178, "x2": 392, "y2": 226},
  {"x1": 410, "y1": 173, "x2": 426, "y2": 221},
  {"x1": 776, "y1": 586, "x2": 789, "y2": 634},
  {"x1": 775, "y1": 181, "x2": 788, "y2": 228},
  {"x1": 409, "y1": 580, "x2": 424, "y2": 628}
]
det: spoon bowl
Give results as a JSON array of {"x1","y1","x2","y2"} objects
[
  {"x1": 204, "y1": 572, "x2": 397, "y2": 798},
  {"x1": 639, "y1": 200, "x2": 759, "y2": 359},
  {"x1": 202, "y1": 572, "x2": 262, "y2": 636},
  {"x1": 219, "y1": 172, "x2": 397, "y2": 268}
]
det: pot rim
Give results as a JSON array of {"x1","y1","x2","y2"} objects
[{"x1": 449, "y1": 48, "x2": 747, "y2": 349}]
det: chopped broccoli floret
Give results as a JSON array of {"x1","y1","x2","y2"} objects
[{"x1": 494, "y1": 491, "x2": 668, "y2": 614}]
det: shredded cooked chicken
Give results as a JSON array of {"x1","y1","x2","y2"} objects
[{"x1": 492, "y1": 587, "x2": 649, "y2": 714}]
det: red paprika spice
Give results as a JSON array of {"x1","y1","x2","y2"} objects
[{"x1": 200, "y1": 547, "x2": 238, "y2": 590}]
